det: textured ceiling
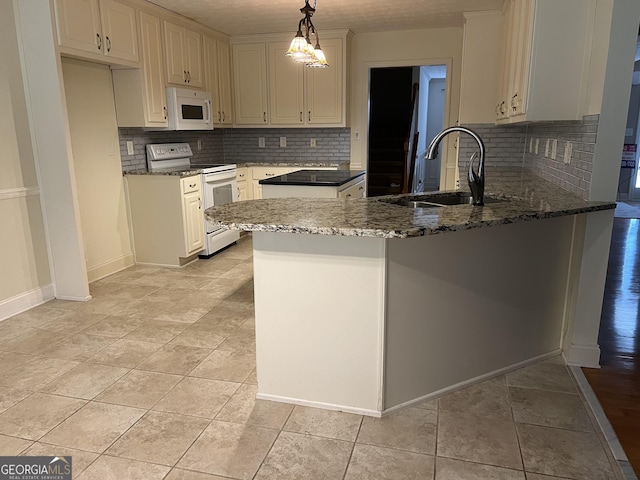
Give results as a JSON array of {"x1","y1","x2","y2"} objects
[{"x1": 146, "y1": 0, "x2": 506, "y2": 36}]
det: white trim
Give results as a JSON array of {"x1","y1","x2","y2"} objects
[
  {"x1": 376, "y1": 239, "x2": 388, "y2": 412},
  {"x1": 86, "y1": 253, "x2": 135, "y2": 283},
  {"x1": 570, "y1": 366, "x2": 629, "y2": 462},
  {"x1": 55, "y1": 294, "x2": 91, "y2": 302},
  {"x1": 0, "y1": 187, "x2": 40, "y2": 201},
  {"x1": 0, "y1": 284, "x2": 55, "y2": 321},
  {"x1": 563, "y1": 343, "x2": 601, "y2": 368},
  {"x1": 381, "y1": 349, "x2": 562, "y2": 417},
  {"x1": 255, "y1": 393, "x2": 382, "y2": 418}
]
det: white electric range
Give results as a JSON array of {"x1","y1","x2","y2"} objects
[{"x1": 146, "y1": 143, "x2": 239, "y2": 257}]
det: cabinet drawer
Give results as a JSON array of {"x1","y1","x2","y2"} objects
[
  {"x1": 181, "y1": 176, "x2": 201, "y2": 194},
  {"x1": 250, "y1": 167, "x2": 296, "y2": 181},
  {"x1": 338, "y1": 180, "x2": 365, "y2": 199}
]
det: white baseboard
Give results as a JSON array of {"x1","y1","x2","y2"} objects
[
  {"x1": 87, "y1": 253, "x2": 135, "y2": 283},
  {"x1": 0, "y1": 284, "x2": 55, "y2": 321},
  {"x1": 255, "y1": 393, "x2": 383, "y2": 418},
  {"x1": 563, "y1": 343, "x2": 601, "y2": 368}
]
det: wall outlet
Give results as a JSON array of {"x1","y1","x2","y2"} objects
[
  {"x1": 535, "y1": 139, "x2": 539, "y2": 154},
  {"x1": 355, "y1": 131, "x2": 360, "y2": 141},
  {"x1": 197, "y1": 139, "x2": 202, "y2": 151},
  {"x1": 258, "y1": 137, "x2": 265, "y2": 148},
  {"x1": 310, "y1": 138, "x2": 317, "y2": 148},
  {"x1": 126, "y1": 141, "x2": 134, "y2": 156},
  {"x1": 545, "y1": 139, "x2": 549, "y2": 157},
  {"x1": 529, "y1": 138, "x2": 533, "y2": 153},
  {"x1": 280, "y1": 137, "x2": 287, "y2": 147},
  {"x1": 564, "y1": 141, "x2": 573, "y2": 165},
  {"x1": 551, "y1": 139, "x2": 557, "y2": 160}
]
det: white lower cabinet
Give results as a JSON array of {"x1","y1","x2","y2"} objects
[
  {"x1": 125, "y1": 174, "x2": 204, "y2": 266},
  {"x1": 337, "y1": 179, "x2": 366, "y2": 198},
  {"x1": 236, "y1": 167, "x2": 248, "y2": 201}
]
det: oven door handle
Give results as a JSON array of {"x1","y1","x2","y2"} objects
[{"x1": 204, "y1": 99, "x2": 212, "y2": 125}]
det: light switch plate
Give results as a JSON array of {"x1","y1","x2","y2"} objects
[
  {"x1": 535, "y1": 139, "x2": 539, "y2": 154},
  {"x1": 310, "y1": 138, "x2": 317, "y2": 148},
  {"x1": 551, "y1": 139, "x2": 557, "y2": 160},
  {"x1": 280, "y1": 137, "x2": 286, "y2": 147},
  {"x1": 126, "y1": 141, "x2": 134, "y2": 156},
  {"x1": 545, "y1": 139, "x2": 549, "y2": 157},
  {"x1": 197, "y1": 140, "x2": 202, "y2": 151},
  {"x1": 258, "y1": 137, "x2": 265, "y2": 148}
]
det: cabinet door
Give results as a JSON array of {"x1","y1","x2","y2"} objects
[
  {"x1": 268, "y1": 42, "x2": 304, "y2": 125},
  {"x1": 306, "y1": 38, "x2": 343, "y2": 125},
  {"x1": 217, "y1": 42, "x2": 234, "y2": 125},
  {"x1": 184, "y1": 29, "x2": 203, "y2": 88},
  {"x1": 182, "y1": 190, "x2": 204, "y2": 255},
  {"x1": 237, "y1": 182, "x2": 248, "y2": 201},
  {"x1": 140, "y1": 11, "x2": 167, "y2": 125},
  {"x1": 204, "y1": 36, "x2": 222, "y2": 124},
  {"x1": 164, "y1": 21, "x2": 187, "y2": 86},
  {"x1": 252, "y1": 181, "x2": 263, "y2": 200},
  {"x1": 510, "y1": 0, "x2": 533, "y2": 117},
  {"x1": 100, "y1": 0, "x2": 138, "y2": 62},
  {"x1": 233, "y1": 43, "x2": 268, "y2": 125},
  {"x1": 54, "y1": 0, "x2": 102, "y2": 54},
  {"x1": 496, "y1": 0, "x2": 513, "y2": 121}
]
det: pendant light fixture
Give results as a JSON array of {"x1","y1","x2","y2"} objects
[{"x1": 285, "y1": 0, "x2": 329, "y2": 68}]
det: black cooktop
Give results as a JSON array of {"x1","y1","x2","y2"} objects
[{"x1": 259, "y1": 170, "x2": 365, "y2": 187}]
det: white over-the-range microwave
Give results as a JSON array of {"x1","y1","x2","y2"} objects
[{"x1": 164, "y1": 86, "x2": 213, "y2": 131}]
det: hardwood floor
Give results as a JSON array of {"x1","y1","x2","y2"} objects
[{"x1": 583, "y1": 218, "x2": 640, "y2": 476}]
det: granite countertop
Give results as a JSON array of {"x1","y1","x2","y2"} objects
[
  {"x1": 124, "y1": 168, "x2": 202, "y2": 178},
  {"x1": 259, "y1": 170, "x2": 365, "y2": 187},
  {"x1": 204, "y1": 168, "x2": 616, "y2": 239}
]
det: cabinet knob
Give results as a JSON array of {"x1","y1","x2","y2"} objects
[
  {"x1": 106, "y1": 36, "x2": 111, "y2": 53},
  {"x1": 299, "y1": 112, "x2": 303, "y2": 122},
  {"x1": 263, "y1": 112, "x2": 267, "y2": 123},
  {"x1": 308, "y1": 111, "x2": 311, "y2": 122},
  {"x1": 184, "y1": 70, "x2": 188, "y2": 82},
  {"x1": 163, "y1": 106, "x2": 167, "y2": 119},
  {"x1": 96, "y1": 33, "x2": 102, "y2": 51}
]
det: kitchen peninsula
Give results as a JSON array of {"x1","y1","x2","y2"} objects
[{"x1": 205, "y1": 169, "x2": 615, "y2": 417}]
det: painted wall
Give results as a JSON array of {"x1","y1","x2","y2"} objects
[
  {"x1": 0, "y1": 0, "x2": 52, "y2": 319},
  {"x1": 62, "y1": 58, "x2": 134, "y2": 282},
  {"x1": 349, "y1": 27, "x2": 463, "y2": 190}
]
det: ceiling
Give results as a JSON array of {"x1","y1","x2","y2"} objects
[{"x1": 146, "y1": 0, "x2": 506, "y2": 36}]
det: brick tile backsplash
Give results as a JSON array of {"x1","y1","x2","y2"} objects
[
  {"x1": 118, "y1": 127, "x2": 351, "y2": 171},
  {"x1": 460, "y1": 115, "x2": 598, "y2": 200}
]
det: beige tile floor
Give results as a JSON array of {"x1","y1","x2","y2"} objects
[{"x1": 0, "y1": 235, "x2": 624, "y2": 479}]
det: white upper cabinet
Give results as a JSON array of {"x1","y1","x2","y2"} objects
[
  {"x1": 164, "y1": 21, "x2": 204, "y2": 89},
  {"x1": 496, "y1": 0, "x2": 594, "y2": 123},
  {"x1": 305, "y1": 38, "x2": 344, "y2": 125},
  {"x1": 233, "y1": 43, "x2": 269, "y2": 125},
  {"x1": 204, "y1": 36, "x2": 234, "y2": 126},
  {"x1": 54, "y1": 0, "x2": 139, "y2": 65},
  {"x1": 268, "y1": 42, "x2": 304, "y2": 124},
  {"x1": 232, "y1": 32, "x2": 349, "y2": 127},
  {"x1": 112, "y1": 11, "x2": 167, "y2": 128}
]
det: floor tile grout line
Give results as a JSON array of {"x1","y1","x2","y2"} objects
[{"x1": 341, "y1": 414, "x2": 364, "y2": 480}]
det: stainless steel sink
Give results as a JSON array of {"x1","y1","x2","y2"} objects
[{"x1": 380, "y1": 193, "x2": 506, "y2": 208}]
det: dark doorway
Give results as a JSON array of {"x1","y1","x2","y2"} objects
[{"x1": 366, "y1": 67, "x2": 414, "y2": 197}]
